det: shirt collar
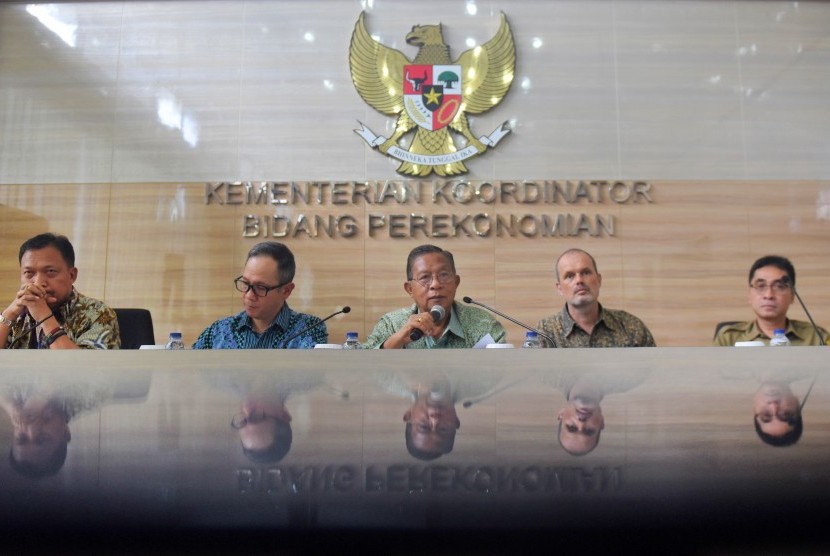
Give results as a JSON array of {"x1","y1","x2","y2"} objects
[
  {"x1": 560, "y1": 303, "x2": 607, "y2": 335},
  {"x1": 241, "y1": 303, "x2": 292, "y2": 333},
  {"x1": 414, "y1": 303, "x2": 463, "y2": 348},
  {"x1": 53, "y1": 287, "x2": 78, "y2": 324}
]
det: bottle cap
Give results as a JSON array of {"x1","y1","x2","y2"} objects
[{"x1": 773, "y1": 328, "x2": 786, "y2": 335}]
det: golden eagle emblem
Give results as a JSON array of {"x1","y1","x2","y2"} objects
[{"x1": 349, "y1": 12, "x2": 516, "y2": 176}]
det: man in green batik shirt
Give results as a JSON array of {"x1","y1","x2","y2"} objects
[
  {"x1": 0, "y1": 233, "x2": 120, "y2": 350},
  {"x1": 536, "y1": 248, "x2": 655, "y2": 348},
  {"x1": 365, "y1": 244, "x2": 506, "y2": 349}
]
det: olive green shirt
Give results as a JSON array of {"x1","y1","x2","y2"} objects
[
  {"x1": 537, "y1": 304, "x2": 655, "y2": 348},
  {"x1": 365, "y1": 302, "x2": 506, "y2": 349},
  {"x1": 714, "y1": 319, "x2": 828, "y2": 347}
]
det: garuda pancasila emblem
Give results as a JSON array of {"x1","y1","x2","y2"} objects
[{"x1": 349, "y1": 12, "x2": 516, "y2": 176}]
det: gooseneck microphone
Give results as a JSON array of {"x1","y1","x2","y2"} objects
[
  {"x1": 462, "y1": 296, "x2": 556, "y2": 346},
  {"x1": 786, "y1": 279, "x2": 826, "y2": 346},
  {"x1": 283, "y1": 306, "x2": 350, "y2": 346},
  {"x1": 8, "y1": 312, "x2": 55, "y2": 348},
  {"x1": 410, "y1": 305, "x2": 446, "y2": 341}
]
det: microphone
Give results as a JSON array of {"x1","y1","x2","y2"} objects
[
  {"x1": 8, "y1": 312, "x2": 55, "y2": 348},
  {"x1": 282, "y1": 306, "x2": 350, "y2": 346},
  {"x1": 462, "y1": 296, "x2": 555, "y2": 346},
  {"x1": 785, "y1": 279, "x2": 826, "y2": 346},
  {"x1": 410, "y1": 305, "x2": 446, "y2": 341}
]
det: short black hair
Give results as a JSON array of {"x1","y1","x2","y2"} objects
[
  {"x1": 9, "y1": 441, "x2": 69, "y2": 479},
  {"x1": 19, "y1": 233, "x2": 75, "y2": 267},
  {"x1": 246, "y1": 242, "x2": 296, "y2": 285},
  {"x1": 405, "y1": 244, "x2": 456, "y2": 281},
  {"x1": 754, "y1": 413, "x2": 803, "y2": 447},
  {"x1": 749, "y1": 255, "x2": 795, "y2": 288},
  {"x1": 241, "y1": 419, "x2": 293, "y2": 463},
  {"x1": 404, "y1": 422, "x2": 454, "y2": 461}
]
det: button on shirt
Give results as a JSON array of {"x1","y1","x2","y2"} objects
[{"x1": 192, "y1": 304, "x2": 327, "y2": 349}]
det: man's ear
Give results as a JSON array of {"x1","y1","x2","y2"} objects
[
  {"x1": 281, "y1": 282, "x2": 296, "y2": 298},
  {"x1": 403, "y1": 409, "x2": 411, "y2": 423}
]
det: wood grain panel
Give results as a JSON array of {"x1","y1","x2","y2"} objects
[{"x1": 1, "y1": 181, "x2": 827, "y2": 347}]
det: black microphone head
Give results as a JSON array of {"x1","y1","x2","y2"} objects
[
  {"x1": 462, "y1": 296, "x2": 473, "y2": 304},
  {"x1": 341, "y1": 306, "x2": 351, "y2": 314}
]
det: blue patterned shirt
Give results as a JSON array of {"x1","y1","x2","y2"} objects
[{"x1": 192, "y1": 304, "x2": 327, "y2": 349}]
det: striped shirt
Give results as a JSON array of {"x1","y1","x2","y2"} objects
[{"x1": 192, "y1": 304, "x2": 327, "y2": 349}]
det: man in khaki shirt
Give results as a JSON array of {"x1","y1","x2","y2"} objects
[{"x1": 714, "y1": 255, "x2": 828, "y2": 346}]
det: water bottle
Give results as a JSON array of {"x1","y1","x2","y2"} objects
[
  {"x1": 522, "y1": 331, "x2": 542, "y2": 349},
  {"x1": 166, "y1": 332, "x2": 185, "y2": 350},
  {"x1": 342, "y1": 331, "x2": 362, "y2": 350},
  {"x1": 769, "y1": 328, "x2": 791, "y2": 347}
]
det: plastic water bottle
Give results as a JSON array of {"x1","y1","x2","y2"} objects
[
  {"x1": 522, "y1": 331, "x2": 542, "y2": 349},
  {"x1": 166, "y1": 332, "x2": 185, "y2": 350},
  {"x1": 769, "y1": 329, "x2": 791, "y2": 347},
  {"x1": 342, "y1": 331, "x2": 362, "y2": 350}
]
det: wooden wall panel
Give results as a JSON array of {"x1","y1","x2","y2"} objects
[{"x1": 1, "y1": 181, "x2": 828, "y2": 347}]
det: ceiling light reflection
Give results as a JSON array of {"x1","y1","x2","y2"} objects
[
  {"x1": 26, "y1": 4, "x2": 77, "y2": 47},
  {"x1": 156, "y1": 91, "x2": 200, "y2": 148}
]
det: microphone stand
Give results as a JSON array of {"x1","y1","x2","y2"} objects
[
  {"x1": 282, "y1": 307, "x2": 351, "y2": 346},
  {"x1": 792, "y1": 286, "x2": 826, "y2": 346},
  {"x1": 462, "y1": 296, "x2": 556, "y2": 346},
  {"x1": 8, "y1": 312, "x2": 55, "y2": 348}
]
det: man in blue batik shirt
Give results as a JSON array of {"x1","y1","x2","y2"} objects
[{"x1": 192, "y1": 242, "x2": 327, "y2": 349}]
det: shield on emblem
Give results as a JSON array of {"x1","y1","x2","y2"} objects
[{"x1": 403, "y1": 64, "x2": 462, "y2": 131}]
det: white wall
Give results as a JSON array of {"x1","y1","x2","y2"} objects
[{"x1": 2, "y1": 0, "x2": 829, "y2": 184}]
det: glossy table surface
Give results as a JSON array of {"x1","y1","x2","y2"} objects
[{"x1": 1, "y1": 347, "x2": 828, "y2": 552}]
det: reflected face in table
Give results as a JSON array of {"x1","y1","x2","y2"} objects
[
  {"x1": 557, "y1": 397, "x2": 604, "y2": 456},
  {"x1": 754, "y1": 383, "x2": 800, "y2": 438},
  {"x1": 11, "y1": 404, "x2": 70, "y2": 477},
  {"x1": 234, "y1": 400, "x2": 293, "y2": 463},
  {"x1": 403, "y1": 393, "x2": 460, "y2": 460}
]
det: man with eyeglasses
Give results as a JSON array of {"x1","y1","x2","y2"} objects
[
  {"x1": 364, "y1": 244, "x2": 506, "y2": 349},
  {"x1": 192, "y1": 242, "x2": 327, "y2": 349},
  {"x1": 714, "y1": 255, "x2": 828, "y2": 346}
]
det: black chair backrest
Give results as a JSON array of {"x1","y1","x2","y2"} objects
[
  {"x1": 115, "y1": 308, "x2": 156, "y2": 349},
  {"x1": 713, "y1": 321, "x2": 741, "y2": 341}
]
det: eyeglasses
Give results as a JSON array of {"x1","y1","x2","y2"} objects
[
  {"x1": 234, "y1": 276, "x2": 289, "y2": 297},
  {"x1": 230, "y1": 410, "x2": 268, "y2": 429},
  {"x1": 409, "y1": 271, "x2": 455, "y2": 288},
  {"x1": 749, "y1": 280, "x2": 791, "y2": 294}
]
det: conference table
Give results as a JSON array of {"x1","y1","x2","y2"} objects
[{"x1": 1, "y1": 347, "x2": 828, "y2": 552}]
